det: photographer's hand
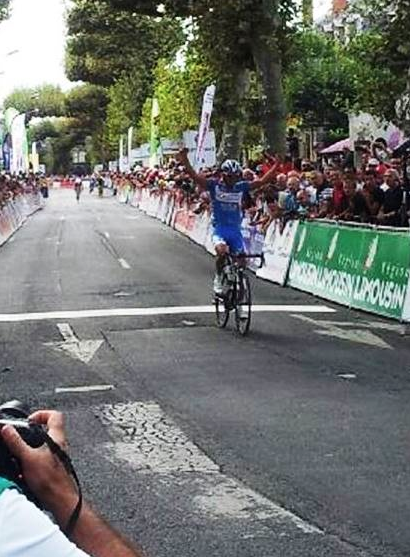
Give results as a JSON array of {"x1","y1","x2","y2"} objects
[
  {"x1": 1, "y1": 411, "x2": 143, "y2": 557},
  {"x1": 1, "y1": 410, "x2": 78, "y2": 520}
]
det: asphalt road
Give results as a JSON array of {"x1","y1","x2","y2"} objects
[{"x1": 1, "y1": 187, "x2": 410, "y2": 557}]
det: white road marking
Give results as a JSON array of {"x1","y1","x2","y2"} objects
[
  {"x1": 365, "y1": 321, "x2": 406, "y2": 333},
  {"x1": 57, "y1": 322, "x2": 76, "y2": 341},
  {"x1": 0, "y1": 305, "x2": 335, "y2": 323},
  {"x1": 55, "y1": 384, "x2": 114, "y2": 394},
  {"x1": 293, "y1": 315, "x2": 392, "y2": 349},
  {"x1": 99, "y1": 402, "x2": 323, "y2": 535},
  {"x1": 317, "y1": 328, "x2": 392, "y2": 349},
  {"x1": 118, "y1": 258, "x2": 131, "y2": 270},
  {"x1": 44, "y1": 322, "x2": 104, "y2": 363},
  {"x1": 308, "y1": 319, "x2": 404, "y2": 334},
  {"x1": 337, "y1": 374, "x2": 357, "y2": 380}
]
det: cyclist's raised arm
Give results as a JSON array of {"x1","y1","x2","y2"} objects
[
  {"x1": 249, "y1": 159, "x2": 280, "y2": 190},
  {"x1": 176, "y1": 148, "x2": 207, "y2": 191}
]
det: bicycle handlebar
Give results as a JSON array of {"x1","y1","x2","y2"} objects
[{"x1": 230, "y1": 253, "x2": 265, "y2": 268}]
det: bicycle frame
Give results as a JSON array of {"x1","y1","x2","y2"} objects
[{"x1": 214, "y1": 253, "x2": 264, "y2": 335}]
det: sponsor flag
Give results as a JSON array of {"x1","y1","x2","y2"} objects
[
  {"x1": 195, "y1": 84, "x2": 216, "y2": 170},
  {"x1": 127, "y1": 126, "x2": 133, "y2": 170},
  {"x1": 149, "y1": 98, "x2": 161, "y2": 167},
  {"x1": 119, "y1": 135, "x2": 125, "y2": 172}
]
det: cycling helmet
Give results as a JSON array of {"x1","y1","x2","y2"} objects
[{"x1": 220, "y1": 159, "x2": 242, "y2": 176}]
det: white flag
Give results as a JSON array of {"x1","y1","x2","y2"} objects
[
  {"x1": 127, "y1": 126, "x2": 133, "y2": 169},
  {"x1": 195, "y1": 84, "x2": 216, "y2": 170},
  {"x1": 119, "y1": 135, "x2": 124, "y2": 172}
]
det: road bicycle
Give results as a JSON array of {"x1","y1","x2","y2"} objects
[{"x1": 214, "y1": 253, "x2": 263, "y2": 336}]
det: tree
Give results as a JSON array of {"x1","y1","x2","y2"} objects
[
  {"x1": 284, "y1": 31, "x2": 357, "y2": 136},
  {"x1": 348, "y1": 0, "x2": 410, "y2": 132},
  {"x1": 103, "y1": 0, "x2": 300, "y2": 157},
  {"x1": 66, "y1": 2, "x2": 182, "y2": 87},
  {"x1": 0, "y1": 0, "x2": 10, "y2": 22},
  {"x1": 137, "y1": 54, "x2": 214, "y2": 143},
  {"x1": 65, "y1": 0, "x2": 184, "y2": 159},
  {"x1": 3, "y1": 85, "x2": 66, "y2": 117},
  {"x1": 65, "y1": 84, "x2": 111, "y2": 165}
]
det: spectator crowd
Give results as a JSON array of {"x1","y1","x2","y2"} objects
[
  {"x1": 108, "y1": 136, "x2": 410, "y2": 232},
  {"x1": 0, "y1": 173, "x2": 45, "y2": 210}
]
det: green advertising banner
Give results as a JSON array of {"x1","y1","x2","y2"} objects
[{"x1": 288, "y1": 221, "x2": 410, "y2": 320}]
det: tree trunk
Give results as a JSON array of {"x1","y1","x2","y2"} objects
[
  {"x1": 250, "y1": 0, "x2": 286, "y2": 156},
  {"x1": 403, "y1": 69, "x2": 410, "y2": 137},
  {"x1": 252, "y1": 37, "x2": 286, "y2": 156},
  {"x1": 217, "y1": 67, "x2": 251, "y2": 163}
]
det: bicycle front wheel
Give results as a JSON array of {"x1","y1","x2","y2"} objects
[
  {"x1": 235, "y1": 272, "x2": 252, "y2": 336},
  {"x1": 215, "y1": 275, "x2": 230, "y2": 329}
]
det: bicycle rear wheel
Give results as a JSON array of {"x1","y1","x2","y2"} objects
[
  {"x1": 215, "y1": 275, "x2": 230, "y2": 329},
  {"x1": 235, "y1": 272, "x2": 252, "y2": 336}
]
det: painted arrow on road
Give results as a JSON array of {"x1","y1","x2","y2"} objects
[
  {"x1": 44, "y1": 323, "x2": 104, "y2": 363},
  {"x1": 292, "y1": 315, "x2": 392, "y2": 350}
]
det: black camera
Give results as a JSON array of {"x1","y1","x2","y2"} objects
[
  {"x1": 0, "y1": 401, "x2": 83, "y2": 534},
  {"x1": 0, "y1": 400, "x2": 46, "y2": 486}
]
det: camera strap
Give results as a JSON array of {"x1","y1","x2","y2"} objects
[{"x1": 43, "y1": 434, "x2": 83, "y2": 538}]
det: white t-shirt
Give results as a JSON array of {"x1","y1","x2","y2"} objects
[{"x1": 0, "y1": 489, "x2": 89, "y2": 557}]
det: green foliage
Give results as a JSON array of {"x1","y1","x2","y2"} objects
[
  {"x1": 64, "y1": 84, "x2": 112, "y2": 165},
  {"x1": 28, "y1": 119, "x2": 61, "y2": 143},
  {"x1": 344, "y1": 1, "x2": 410, "y2": 127},
  {"x1": 0, "y1": 0, "x2": 10, "y2": 21},
  {"x1": 138, "y1": 54, "x2": 214, "y2": 143},
  {"x1": 66, "y1": 1, "x2": 184, "y2": 86},
  {"x1": 283, "y1": 28, "x2": 406, "y2": 137},
  {"x1": 345, "y1": 31, "x2": 406, "y2": 124},
  {"x1": 65, "y1": 84, "x2": 109, "y2": 130},
  {"x1": 66, "y1": 0, "x2": 185, "y2": 158},
  {"x1": 284, "y1": 31, "x2": 357, "y2": 131},
  {"x1": 3, "y1": 85, "x2": 66, "y2": 117},
  {"x1": 106, "y1": 68, "x2": 153, "y2": 148},
  {"x1": 102, "y1": 0, "x2": 301, "y2": 154}
]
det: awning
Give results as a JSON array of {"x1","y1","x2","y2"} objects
[
  {"x1": 320, "y1": 138, "x2": 351, "y2": 154},
  {"x1": 392, "y1": 138, "x2": 410, "y2": 158}
]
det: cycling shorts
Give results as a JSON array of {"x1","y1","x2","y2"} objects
[{"x1": 212, "y1": 226, "x2": 245, "y2": 255}]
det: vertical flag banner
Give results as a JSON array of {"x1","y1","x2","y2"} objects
[
  {"x1": 119, "y1": 135, "x2": 125, "y2": 172},
  {"x1": 31, "y1": 141, "x2": 40, "y2": 173},
  {"x1": 127, "y1": 126, "x2": 133, "y2": 170},
  {"x1": 150, "y1": 98, "x2": 160, "y2": 167},
  {"x1": 10, "y1": 113, "x2": 29, "y2": 174},
  {"x1": 3, "y1": 107, "x2": 19, "y2": 172},
  {"x1": 195, "y1": 84, "x2": 216, "y2": 170}
]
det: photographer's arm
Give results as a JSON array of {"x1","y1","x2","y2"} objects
[{"x1": 1, "y1": 412, "x2": 143, "y2": 557}]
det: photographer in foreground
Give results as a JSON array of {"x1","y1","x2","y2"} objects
[{"x1": 0, "y1": 409, "x2": 143, "y2": 557}]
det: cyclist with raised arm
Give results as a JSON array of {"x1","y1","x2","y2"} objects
[{"x1": 177, "y1": 148, "x2": 278, "y2": 295}]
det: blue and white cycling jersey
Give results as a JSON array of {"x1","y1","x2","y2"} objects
[{"x1": 207, "y1": 179, "x2": 250, "y2": 229}]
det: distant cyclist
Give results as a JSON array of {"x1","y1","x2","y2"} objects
[
  {"x1": 74, "y1": 176, "x2": 83, "y2": 203},
  {"x1": 97, "y1": 175, "x2": 104, "y2": 198},
  {"x1": 177, "y1": 148, "x2": 278, "y2": 295}
]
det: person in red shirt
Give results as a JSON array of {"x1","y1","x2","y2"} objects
[{"x1": 329, "y1": 169, "x2": 346, "y2": 216}]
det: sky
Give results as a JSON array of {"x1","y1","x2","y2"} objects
[
  {"x1": 0, "y1": 0, "x2": 333, "y2": 104},
  {"x1": 0, "y1": 0, "x2": 72, "y2": 102}
]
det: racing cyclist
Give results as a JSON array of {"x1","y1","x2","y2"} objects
[{"x1": 177, "y1": 148, "x2": 279, "y2": 295}]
